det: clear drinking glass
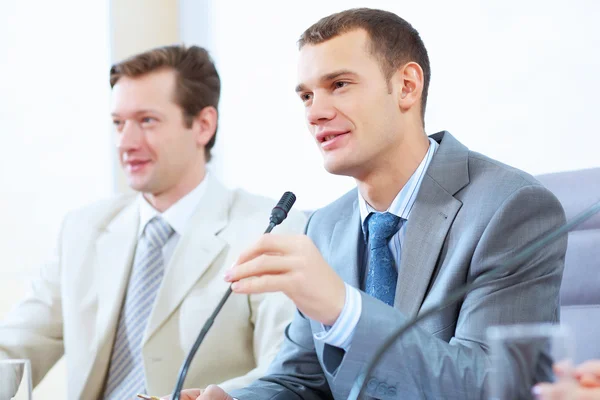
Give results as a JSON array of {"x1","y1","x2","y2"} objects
[
  {"x1": 0, "y1": 359, "x2": 32, "y2": 400},
  {"x1": 487, "y1": 323, "x2": 575, "y2": 400}
]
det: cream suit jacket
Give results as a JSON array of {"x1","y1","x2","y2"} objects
[{"x1": 0, "y1": 177, "x2": 307, "y2": 399}]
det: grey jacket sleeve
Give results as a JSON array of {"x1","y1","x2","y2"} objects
[{"x1": 230, "y1": 309, "x2": 333, "y2": 400}]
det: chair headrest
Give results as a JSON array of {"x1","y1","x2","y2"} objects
[{"x1": 536, "y1": 167, "x2": 600, "y2": 231}]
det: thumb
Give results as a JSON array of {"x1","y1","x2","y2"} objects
[{"x1": 201, "y1": 385, "x2": 231, "y2": 400}]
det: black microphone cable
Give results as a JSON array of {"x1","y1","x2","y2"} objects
[
  {"x1": 171, "y1": 192, "x2": 297, "y2": 400},
  {"x1": 348, "y1": 198, "x2": 600, "y2": 400}
]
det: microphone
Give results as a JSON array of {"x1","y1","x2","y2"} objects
[
  {"x1": 170, "y1": 191, "x2": 297, "y2": 400},
  {"x1": 270, "y1": 192, "x2": 297, "y2": 227},
  {"x1": 348, "y1": 198, "x2": 600, "y2": 400}
]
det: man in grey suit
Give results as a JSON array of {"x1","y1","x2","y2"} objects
[{"x1": 174, "y1": 7, "x2": 567, "y2": 400}]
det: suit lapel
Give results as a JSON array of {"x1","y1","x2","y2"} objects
[
  {"x1": 143, "y1": 178, "x2": 230, "y2": 344},
  {"x1": 394, "y1": 131, "x2": 470, "y2": 317},
  {"x1": 394, "y1": 175, "x2": 462, "y2": 317},
  {"x1": 76, "y1": 198, "x2": 139, "y2": 399},
  {"x1": 327, "y1": 195, "x2": 361, "y2": 289}
]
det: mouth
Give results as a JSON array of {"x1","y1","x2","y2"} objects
[
  {"x1": 317, "y1": 131, "x2": 350, "y2": 150},
  {"x1": 125, "y1": 160, "x2": 151, "y2": 173},
  {"x1": 323, "y1": 134, "x2": 339, "y2": 142}
]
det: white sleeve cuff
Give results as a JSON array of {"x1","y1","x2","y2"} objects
[{"x1": 313, "y1": 283, "x2": 362, "y2": 351}]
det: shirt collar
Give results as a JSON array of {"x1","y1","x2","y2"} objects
[
  {"x1": 358, "y1": 137, "x2": 439, "y2": 232},
  {"x1": 138, "y1": 173, "x2": 210, "y2": 237}
]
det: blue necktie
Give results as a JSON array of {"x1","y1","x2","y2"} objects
[
  {"x1": 103, "y1": 216, "x2": 174, "y2": 399},
  {"x1": 365, "y1": 212, "x2": 401, "y2": 306}
]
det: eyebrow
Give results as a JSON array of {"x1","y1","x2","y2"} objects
[
  {"x1": 111, "y1": 109, "x2": 162, "y2": 118},
  {"x1": 295, "y1": 69, "x2": 358, "y2": 93}
]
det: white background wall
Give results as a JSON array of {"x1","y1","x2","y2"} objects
[
  {"x1": 0, "y1": 1, "x2": 112, "y2": 397},
  {"x1": 0, "y1": 0, "x2": 113, "y2": 277},
  {"x1": 181, "y1": 0, "x2": 600, "y2": 211}
]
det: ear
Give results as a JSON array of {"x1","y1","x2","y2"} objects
[
  {"x1": 394, "y1": 62, "x2": 424, "y2": 114},
  {"x1": 191, "y1": 106, "x2": 218, "y2": 147}
]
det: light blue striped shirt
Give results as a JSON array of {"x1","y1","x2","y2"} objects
[{"x1": 314, "y1": 138, "x2": 439, "y2": 350}]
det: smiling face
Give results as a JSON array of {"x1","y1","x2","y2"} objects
[
  {"x1": 296, "y1": 29, "x2": 413, "y2": 179},
  {"x1": 111, "y1": 68, "x2": 212, "y2": 201}
]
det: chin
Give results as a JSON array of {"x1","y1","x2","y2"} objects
[
  {"x1": 127, "y1": 183, "x2": 146, "y2": 193},
  {"x1": 323, "y1": 151, "x2": 368, "y2": 178},
  {"x1": 323, "y1": 160, "x2": 353, "y2": 177},
  {"x1": 127, "y1": 177, "x2": 151, "y2": 193}
]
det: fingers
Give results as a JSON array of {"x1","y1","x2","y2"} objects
[
  {"x1": 533, "y1": 382, "x2": 600, "y2": 400},
  {"x1": 234, "y1": 234, "x2": 300, "y2": 265},
  {"x1": 231, "y1": 273, "x2": 290, "y2": 294},
  {"x1": 532, "y1": 382, "x2": 571, "y2": 400},
  {"x1": 576, "y1": 361, "x2": 600, "y2": 378},
  {"x1": 580, "y1": 373, "x2": 600, "y2": 388},
  {"x1": 226, "y1": 254, "x2": 291, "y2": 282},
  {"x1": 571, "y1": 361, "x2": 600, "y2": 388},
  {"x1": 574, "y1": 387, "x2": 600, "y2": 400},
  {"x1": 161, "y1": 389, "x2": 203, "y2": 400},
  {"x1": 554, "y1": 361, "x2": 574, "y2": 378}
]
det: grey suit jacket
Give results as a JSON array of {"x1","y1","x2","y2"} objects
[{"x1": 231, "y1": 131, "x2": 567, "y2": 400}]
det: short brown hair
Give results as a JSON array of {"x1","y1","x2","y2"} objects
[
  {"x1": 299, "y1": 8, "x2": 431, "y2": 122},
  {"x1": 110, "y1": 45, "x2": 221, "y2": 161}
]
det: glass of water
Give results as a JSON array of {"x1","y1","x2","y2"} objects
[
  {"x1": 487, "y1": 323, "x2": 575, "y2": 400},
  {"x1": 0, "y1": 359, "x2": 32, "y2": 400}
]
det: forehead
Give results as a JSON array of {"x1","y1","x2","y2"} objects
[
  {"x1": 297, "y1": 29, "x2": 378, "y2": 84},
  {"x1": 111, "y1": 68, "x2": 178, "y2": 113}
]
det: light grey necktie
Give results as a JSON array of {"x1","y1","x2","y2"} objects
[{"x1": 103, "y1": 216, "x2": 174, "y2": 399}]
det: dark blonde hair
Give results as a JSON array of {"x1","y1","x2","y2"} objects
[
  {"x1": 110, "y1": 45, "x2": 221, "y2": 161},
  {"x1": 299, "y1": 8, "x2": 431, "y2": 122}
]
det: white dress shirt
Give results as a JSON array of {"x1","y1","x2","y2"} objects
[
  {"x1": 138, "y1": 174, "x2": 209, "y2": 266},
  {"x1": 315, "y1": 138, "x2": 439, "y2": 350}
]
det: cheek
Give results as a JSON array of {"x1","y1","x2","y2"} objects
[
  {"x1": 140, "y1": 133, "x2": 159, "y2": 157},
  {"x1": 156, "y1": 128, "x2": 199, "y2": 163},
  {"x1": 336, "y1": 104, "x2": 362, "y2": 134},
  {"x1": 335, "y1": 93, "x2": 366, "y2": 126},
  {"x1": 360, "y1": 96, "x2": 398, "y2": 135}
]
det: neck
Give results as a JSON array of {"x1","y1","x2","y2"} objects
[
  {"x1": 357, "y1": 132, "x2": 430, "y2": 211},
  {"x1": 144, "y1": 161, "x2": 207, "y2": 213}
]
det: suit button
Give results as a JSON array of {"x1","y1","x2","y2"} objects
[
  {"x1": 367, "y1": 378, "x2": 378, "y2": 391},
  {"x1": 376, "y1": 383, "x2": 388, "y2": 396},
  {"x1": 387, "y1": 386, "x2": 397, "y2": 398}
]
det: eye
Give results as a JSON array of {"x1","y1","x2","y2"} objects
[
  {"x1": 299, "y1": 92, "x2": 312, "y2": 102},
  {"x1": 333, "y1": 81, "x2": 349, "y2": 90},
  {"x1": 112, "y1": 119, "x2": 124, "y2": 130},
  {"x1": 140, "y1": 116, "x2": 158, "y2": 126}
]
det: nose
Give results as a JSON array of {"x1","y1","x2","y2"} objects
[
  {"x1": 306, "y1": 93, "x2": 336, "y2": 126},
  {"x1": 116, "y1": 120, "x2": 143, "y2": 152}
]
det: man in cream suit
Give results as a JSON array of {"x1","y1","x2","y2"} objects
[
  {"x1": 0, "y1": 45, "x2": 306, "y2": 399},
  {"x1": 177, "y1": 8, "x2": 567, "y2": 400}
]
